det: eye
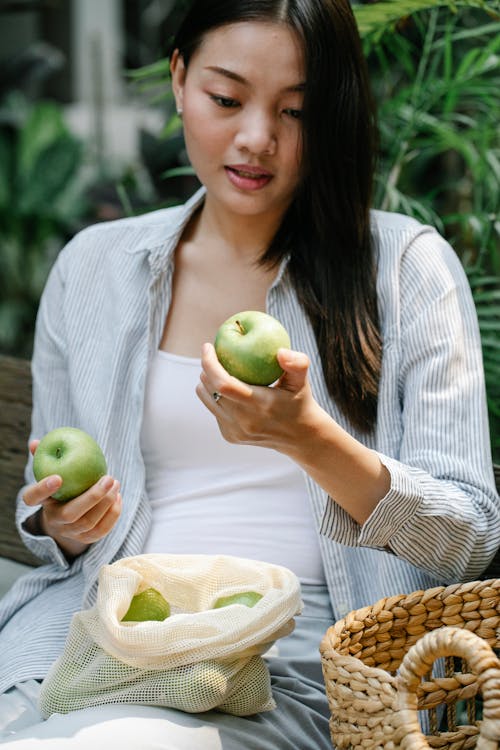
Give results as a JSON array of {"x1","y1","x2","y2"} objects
[
  {"x1": 283, "y1": 108, "x2": 302, "y2": 120},
  {"x1": 210, "y1": 94, "x2": 239, "y2": 109}
]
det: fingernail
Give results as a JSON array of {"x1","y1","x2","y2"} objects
[
  {"x1": 46, "y1": 476, "x2": 61, "y2": 491},
  {"x1": 99, "y1": 475, "x2": 113, "y2": 490}
]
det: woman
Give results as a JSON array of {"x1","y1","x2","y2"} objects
[{"x1": 0, "y1": 0, "x2": 498, "y2": 747}]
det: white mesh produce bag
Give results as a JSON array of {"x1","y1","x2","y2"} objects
[{"x1": 38, "y1": 554, "x2": 303, "y2": 718}]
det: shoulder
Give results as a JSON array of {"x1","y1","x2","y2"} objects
[
  {"x1": 56, "y1": 188, "x2": 205, "y2": 272},
  {"x1": 371, "y1": 209, "x2": 475, "y2": 340},
  {"x1": 64, "y1": 203, "x2": 186, "y2": 260},
  {"x1": 41, "y1": 205, "x2": 183, "y2": 305},
  {"x1": 81, "y1": 201, "x2": 187, "y2": 238},
  {"x1": 371, "y1": 208, "x2": 468, "y2": 297},
  {"x1": 370, "y1": 208, "x2": 424, "y2": 237}
]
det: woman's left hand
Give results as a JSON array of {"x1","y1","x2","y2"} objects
[{"x1": 196, "y1": 342, "x2": 318, "y2": 453}]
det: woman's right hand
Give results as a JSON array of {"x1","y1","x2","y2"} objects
[{"x1": 22, "y1": 439, "x2": 122, "y2": 559}]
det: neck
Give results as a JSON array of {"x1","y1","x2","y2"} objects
[{"x1": 194, "y1": 195, "x2": 285, "y2": 262}]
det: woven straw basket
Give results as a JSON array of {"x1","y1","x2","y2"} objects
[{"x1": 320, "y1": 578, "x2": 500, "y2": 750}]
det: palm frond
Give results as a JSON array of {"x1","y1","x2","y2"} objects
[
  {"x1": 466, "y1": 270, "x2": 500, "y2": 430},
  {"x1": 354, "y1": 0, "x2": 500, "y2": 45}
]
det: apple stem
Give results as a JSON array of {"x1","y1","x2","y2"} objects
[
  {"x1": 235, "y1": 319, "x2": 245, "y2": 335},
  {"x1": 56, "y1": 448, "x2": 62, "y2": 459}
]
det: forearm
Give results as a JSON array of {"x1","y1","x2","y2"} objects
[{"x1": 280, "y1": 402, "x2": 391, "y2": 524}]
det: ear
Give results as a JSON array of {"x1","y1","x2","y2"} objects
[{"x1": 170, "y1": 49, "x2": 186, "y2": 114}]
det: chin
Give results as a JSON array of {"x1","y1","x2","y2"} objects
[{"x1": 222, "y1": 187, "x2": 291, "y2": 219}]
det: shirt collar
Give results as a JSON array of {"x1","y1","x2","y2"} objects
[
  {"x1": 125, "y1": 185, "x2": 291, "y2": 285},
  {"x1": 124, "y1": 186, "x2": 206, "y2": 257}
]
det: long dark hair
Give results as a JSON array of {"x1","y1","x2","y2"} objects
[{"x1": 172, "y1": 0, "x2": 381, "y2": 433}]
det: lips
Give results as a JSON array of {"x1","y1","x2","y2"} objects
[{"x1": 225, "y1": 165, "x2": 273, "y2": 190}]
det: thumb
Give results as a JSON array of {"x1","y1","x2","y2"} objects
[
  {"x1": 276, "y1": 349, "x2": 310, "y2": 393},
  {"x1": 29, "y1": 439, "x2": 40, "y2": 456}
]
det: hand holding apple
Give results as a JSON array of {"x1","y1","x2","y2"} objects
[
  {"x1": 33, "y1": 427, "x2": 108, "y2": 501},
  {"x1": 197, "y1": 335, "x2": 315, "y2": 454},
  {"x1": 23, "y1": 431, "x2": 121, "y2": 558}
]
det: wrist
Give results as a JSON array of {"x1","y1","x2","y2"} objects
[
  {"x1": 24, "y1": 508, "x2": 47, "y2": 537},
  {"x1": 276, "y1": 401, "x2": 391, "y2": 521},
  {"x1": 25, "y1": 507, "x2": 89, "y2": 560},
  {"x1": 279, "y1": 401, "x2": 332, "y2": 464}
]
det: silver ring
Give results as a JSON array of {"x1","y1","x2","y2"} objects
[{"x1": 212, "y1": 391, "x2": 222, "y2": 403}]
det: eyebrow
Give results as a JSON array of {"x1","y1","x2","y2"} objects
[{"x1": 205, "y1": 66, "x2": 305, "y2": 92}]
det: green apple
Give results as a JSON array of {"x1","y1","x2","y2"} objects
[
  {"x1": 121, "y1": 588, "x2": 170, "y2": 622},
  {"x1": 214, "y1": 310, "x2": 291, "y2": 386},
  {"x1": 33, "y1": 426, "x2": 107, "y2": 502},
  {"x1": 213, "y1": 591, "x2": 263, "y2": 609}
]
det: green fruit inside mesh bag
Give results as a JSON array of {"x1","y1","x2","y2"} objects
[{"x1": 38, "y1": 553, "x2": 302, "y2": 718}]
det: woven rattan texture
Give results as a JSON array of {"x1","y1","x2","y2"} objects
[{"x1": 320, "y1": 578, "x2": 500, "y2": 750}]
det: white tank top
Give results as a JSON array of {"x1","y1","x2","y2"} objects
[{"x1": 140, "y1": 350, "x2": 326, "y2": 584}]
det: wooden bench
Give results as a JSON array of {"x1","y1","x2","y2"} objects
[
  {"x1": 0, "y1": 355, "x2": 41, "y2": 566},
  {"x1": 1, "y1": 353, "x2": 499, "y2": 576}
]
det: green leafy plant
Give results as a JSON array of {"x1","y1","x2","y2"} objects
[
  {"x1": 0, "y1": 94, "x2": 88, "y2": 356},
  {"x1": 354, "y1": 0, "x2": 496, "y2": 43},
  {"x1": 125, "y1": 59, "x2": 198, "y2": 209},
  {"x1": 354, "y1": 0, "x2": 500, "y2": 459},
  {"x1": 467, "y1": 270, "x2": 500, "y2": 460}
]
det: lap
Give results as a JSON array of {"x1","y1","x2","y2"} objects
[
  {"x1": 0, "y1": 585, "x2": 333, "y2": 750},
  {"x1": 0, "y1": 691, "x2": 330, "y2": 750}
]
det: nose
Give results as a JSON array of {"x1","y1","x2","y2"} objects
[{"x1": 234, "y1": 108, "x2": 277, "y2": 156}]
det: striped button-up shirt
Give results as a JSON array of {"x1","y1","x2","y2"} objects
[{"x1": 0, "y1": 188, "x2": 498, "y2": 692}]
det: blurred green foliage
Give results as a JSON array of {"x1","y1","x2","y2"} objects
[
  {"x1": 354, "y1": 0, "x2": 500, "y2": 459},
  {"x1": 0, "y1": 94, "x2": 88, "y2": 357}
]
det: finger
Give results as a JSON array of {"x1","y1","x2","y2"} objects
[
  {"x1": 23, "y1": 475, "x2": 63, "y2": 506},
  {"x1": 69, "y1": 482, "x2": 121, "y2": 540},
  {"x1": 57, "y1": 476, "x2": 119, "y2": 522},
  {"x1": 29, "y1": 439, "x2": 40, "y2": 456},
  {"x1": 200, "y1": 342, "x2": 253, "y2": 399},
  {"x1": 74, "y1": 491, "x2": 122, "y2": 544},
  {"x1": 195, "y1": 380, "x2": 223, "y2": 416},
  {"x1": 276, "y1": 348, "x2": 310, "y2": 393}
]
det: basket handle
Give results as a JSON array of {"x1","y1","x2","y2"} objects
[{"x1": 393, "y1": 625, "x2": 500, "y2": 750}]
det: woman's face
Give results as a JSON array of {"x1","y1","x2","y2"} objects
[{"x1": 171, "y1": 21, "x2": 305, "y2": 225}]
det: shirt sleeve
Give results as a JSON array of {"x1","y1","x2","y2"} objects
[
  {"x1": 15, "y1": 242, "x2": 77, "y2": 568},
  {"x1": 320, "y1": 226, "x2": 500, "y2": 583}
]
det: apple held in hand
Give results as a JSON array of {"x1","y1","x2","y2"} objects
[
  {"x1": 33, "y1": 426, "x2": 107, "y2": 502},
  {"x1": 214, "y1": 311, "x2": 291, "y2": 386}
]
